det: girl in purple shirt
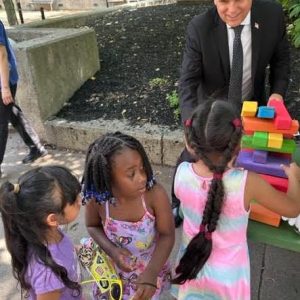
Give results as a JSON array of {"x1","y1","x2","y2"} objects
[{"x1": 0, "y1": 166, "x2": 82, "y2": 300}]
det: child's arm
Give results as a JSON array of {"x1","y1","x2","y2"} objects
[
  {"x1": 85, "y1": 199, "x2": 133, "y2": 271},
  {"x1": 133, "y1": 183, "x2": 175, "y2": 300},
  {"x1": 37, "y1": 290, "x2": 61, "y2": 300},
  {"x1": 245, "y1": 163, "x2": 300, "y2": 217}
]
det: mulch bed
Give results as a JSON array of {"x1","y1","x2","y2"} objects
[{"x1": 57, "y1": 3, "x2": 300, "y2": 129}]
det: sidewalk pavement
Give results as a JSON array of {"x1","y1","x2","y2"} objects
[{"x1": 0, "y1": 131, "x2": 299, "y2": 299}]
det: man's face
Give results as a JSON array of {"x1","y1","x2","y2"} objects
[{"x1": 214, "y1": 0, "x2": 252, "y2": 27}]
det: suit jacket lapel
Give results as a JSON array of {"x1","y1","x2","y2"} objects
[
  {"x1": 215, "y1": 17, "x2": 230, "y2": 83},
  {"x1": 251, "y1": 2, "x2": 262, "y2": 87}
]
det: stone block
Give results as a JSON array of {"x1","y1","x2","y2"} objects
[
  {"x1": 162, "y1": 129, "x2": 184, "y2": 166},
  {"x1": 7, "y1": 28, "x2": 100, "y2": 139}
]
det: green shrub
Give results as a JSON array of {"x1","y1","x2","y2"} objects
[
  {"x1": 279, "y1": 0, "x2": 300, "y2": 48},
  {"x1": 166, "y1": 90, "x2": 180, "y2": 120},
  {"x1": 149, "y1": 77, "x2": 169, "y2": 88}
]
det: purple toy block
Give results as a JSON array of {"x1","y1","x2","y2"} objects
[
  {"x1": 252, "y1": 150, "x2": 268, "y2": 164},
  {"x1": 236, "y1": 150, "x2": 291, "y2": 178}
]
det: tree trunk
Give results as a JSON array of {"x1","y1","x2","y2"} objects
[{"x1": 3, "y1": 0, "x2": 18, "y2": 26}]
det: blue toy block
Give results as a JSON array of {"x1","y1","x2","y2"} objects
[
  {"x1": 257, "y1": 106, "x2": 275, "y2": 119},
  {"x1": 236, "y1": 150, "x2": 291, "y2": 178},
  {"x1": 253, "y1": 150, "x2": 268, "y2": 164}
]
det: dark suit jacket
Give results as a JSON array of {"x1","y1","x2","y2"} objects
[{"x1": 179, "y1": 0, "x2": 290, "y2": 122}]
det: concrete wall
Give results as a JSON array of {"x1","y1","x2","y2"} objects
[
  {"x1": 45, "y1": 118, "x2": 184, "y2": 166},
  {"x1": 0, "y1": 0, "x2": 107, "y2": 11},
  {"x1": 7, "y1": 28, "x2": 100, "y2": 139}
]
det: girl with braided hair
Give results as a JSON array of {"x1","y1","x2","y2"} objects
[
  {"x1": 171, "y1": 100, "x2": 300, "y2": 299},
  {"x1": 82, "y1": 132, "x2": 174, "y2": 300}
]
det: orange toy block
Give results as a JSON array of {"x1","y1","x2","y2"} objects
[
  {"x1": 242, "y1": 117, "x2": 299, "y2": 135},
  {"x1": 268, "y1": 133, "x2": 283, "y2": 149},
  {"x1": 268, "y1": 99, "x2": 292, "y2": 130},
  {"x1": 250, "y1": 203, "x2": 281, "y2": 227},
  {"x1": 241, "y1": 101, "x2": 258, "y2": 117}
]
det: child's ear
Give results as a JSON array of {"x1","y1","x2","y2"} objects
[{"x1": 46, "y1": 213, "x2": 59, "y2": 227}]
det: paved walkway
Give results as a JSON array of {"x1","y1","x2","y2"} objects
[{"x1": 0, "y1": 131, "x2": 300, "y2": 299}]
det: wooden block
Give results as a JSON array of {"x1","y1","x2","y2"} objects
[
  {"x1": 259, "y1": 174, "x2": 288, "y2": 192},
  {"x1": 268, "y1": 99, "x2": 292, "y2": 129},
  {"x1": 236, "y1": 150, "x2": 291, "y2": 178},
  {"x1": 268, "y1": 133, "x2": 283, "y2": 149},
  {"x1": 253, "y1": 150, "x2": 268, "y2": 164},
  {"x1": 241, "y1": 135, "x2": 296, "y2": 153},
  {"x1": 252, "y1": 132, "x2": 268, "y2": 147},
  {"x1": 250, "y1": 203, "x2": 281, "y2": 227},
  {"x1": 241, "y1": 101, "x2": 258, "y2": 117},
  {"x1": 242, "y1": 117, "x2": 299, "y2": 135},
  {"x1": 257, "y1": 106, "x2": 275, "y2": 119}
]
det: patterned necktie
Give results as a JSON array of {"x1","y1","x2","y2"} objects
[{"x1": 228, "y1": 25, "x2": 244, "y2": 107}]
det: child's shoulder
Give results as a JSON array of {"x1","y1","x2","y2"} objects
[{"x1": 144, "y1": 182, "x2": 169, "y2": 204}]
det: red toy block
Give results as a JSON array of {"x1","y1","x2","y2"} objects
[
  {"x1": 268, "y1": 99, "x2": 292, "y2": 130},
  {"x1": 259, "y1": 174, "x2": 288, "y2": 192}
]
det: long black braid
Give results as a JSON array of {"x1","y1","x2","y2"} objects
[
  {"x1": 172, "y1": 100, "x2": 242, "y2": 284},
  {"x1": 82, "y1": 132, "x2": 156, "y2": 204}
]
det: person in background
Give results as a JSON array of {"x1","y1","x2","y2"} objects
[
  {"x1": 0, "y1": 20, "x2": 47, "y2": 179},
  {"x1": 172, "y1": 0, "x2": 290, "y2": 226}
]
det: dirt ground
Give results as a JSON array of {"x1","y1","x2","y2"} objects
[{"x1": 57, "y1": 3, "x2": 300, "y2": 128}]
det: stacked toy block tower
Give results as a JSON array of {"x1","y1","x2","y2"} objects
[{"x1": 236, "y1": 100, "x2": 299, "y2": 227}]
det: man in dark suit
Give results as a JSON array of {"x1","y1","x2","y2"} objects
[{"x1": 172, "y1": 0, "x2": 290, "y2": 226}]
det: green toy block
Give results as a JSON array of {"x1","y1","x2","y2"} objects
[
  {"x1": 241, "y1": 135, "x2": 296, "y2": 153},
  {"x1": 252, "y1": 132, "x2": 268, "y2": 148}
]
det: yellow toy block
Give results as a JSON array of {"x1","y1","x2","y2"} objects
[
  {"x1": 268, "y1": 133, "x2": 283, "y2": 149},
  {"x1": 241, "y1": 101, "x2": 258, "y2": 117}
]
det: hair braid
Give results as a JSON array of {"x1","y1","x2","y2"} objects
[
  {"x1": 173, "y1": 100, "x2": 243, "y2": 284},
  {"x1": 82, "y1": 132, "x2": 156, "y2": 204}
]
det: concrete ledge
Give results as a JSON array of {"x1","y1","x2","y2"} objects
[
  {"x1": 45, "y1": 118, "x2": 184, "y2": 166},
  {"x1": 16, "y1": 5, "x2": 133, "y2": 29},
  {"x1": 7, "y1": 28, "x2": 100, "y2": 139}
]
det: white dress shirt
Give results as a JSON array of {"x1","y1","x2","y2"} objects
[{"x1": 227, "y1": 12, "x2": 252, "y2": 101}]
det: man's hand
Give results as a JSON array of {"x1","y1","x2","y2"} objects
[
  {"x1": 269, "y1": 93, "x2": 283, "y2": 102},
  {"x1": 1, "y1": 86, "x2": 13, "y2": 105}
]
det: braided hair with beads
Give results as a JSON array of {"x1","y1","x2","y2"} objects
[
  {"x1": 82, "y1": 132, "x2": 156, "y2": 205},
  {"x1": 172, "y1": 100, "x2": 243, "y2": 284}
]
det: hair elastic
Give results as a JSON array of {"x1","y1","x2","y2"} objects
[
  {"x1": 13, "y1": 184, "x2": 20, "y2": 194},
  {"x1": 213, "y1": 173, "x2": 223, "y2": 180},
  {"x1": 232, "y1": 118, "x2": 242, "y2": 128},
  {"x1": 199, "y1": 224, "x2": 206, "y2": 233},
  {"x1": 205, "y1": 232, "x2": 212, "y2": 240},
  {"x1": 184, "y1": 119, "x2": 193, "y2": 127}
]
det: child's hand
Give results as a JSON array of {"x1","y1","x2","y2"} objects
[
  {"x1": 282, "y1": 162, "x2": 300, "y2": 180},
  {"x1": 131, "y1": 271, "x2": 157, "y2": 300},
  {"x1": 111, "y1": 247, "x2": 135, "y2": 272}
]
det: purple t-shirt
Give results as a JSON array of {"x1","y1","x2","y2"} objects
[{"x1": 26, "y1": 232, "x2": 81, "y2": 299}]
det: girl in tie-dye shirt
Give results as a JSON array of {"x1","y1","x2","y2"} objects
[{"x1": 171, "y1": 100, "x2": 300, "y2": 300}]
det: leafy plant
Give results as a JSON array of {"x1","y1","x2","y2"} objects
[
  {"x1": 166, "y1": 90, "x2": 180, "y2": 120},
  {"x1": 149, "y1": 77, "x2": 169, "y2": 88},
  {"x1": 279, "y1": 0, "x2": 300, "y2": 47}
]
